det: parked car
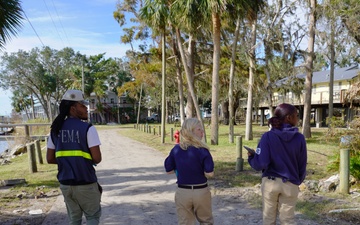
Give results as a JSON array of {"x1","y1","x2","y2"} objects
[
  {"x1": 172, "y1": 114, "x2": 180, "y2": 122},
  {"x1": 168, "y1": 114, "x2": 185, "y2": 122},
  {"x1": 147, "y1": 113, "x2": 159, "y2": 122}
]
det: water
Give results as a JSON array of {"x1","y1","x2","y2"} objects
[{"x1": 0, "y1": 141, "x2": 10, "y2": 155}]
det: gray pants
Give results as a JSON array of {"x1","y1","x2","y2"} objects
[{"x1": 60, "y1": 182, "x2": 102, "y2": 225}]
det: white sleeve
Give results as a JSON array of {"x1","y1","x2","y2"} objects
[
  {"x1": 87, "y1": 126, "x2": 101, "y2": 148},
  {"x1": 47, "y1": 134, "x2": 55, "y2": 149}
]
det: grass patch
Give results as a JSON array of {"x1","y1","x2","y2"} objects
[
  {"x1": 0, "y1": 141, "x2": 59, "y2": 210},
  {"x1": 0, "y1": 147, "x2": 58, "y2": 184},
  {"x1": 296, "y1": 199, "x2": 336, "y2": 220}
]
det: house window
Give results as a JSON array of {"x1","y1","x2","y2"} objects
[
  {"x1": 334, "y1": 82, "x2": 341, "y2": 91},
  {"x1": 110, "y1": 98, "x2": 114, "y2": 104},
  {"x1": 122, "y1": 99, "x2": 127, "y2": 104}
]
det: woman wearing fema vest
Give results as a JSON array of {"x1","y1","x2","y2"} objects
[
  {"x1": 164, "y1": 118, "x2": 215, "y2": 225},
  {"x1": 248, "y1": 103, "x2": 307, "y2": 225},
  {"x1": 47, "y1": 89, "x2": 102, "y2": 225}
]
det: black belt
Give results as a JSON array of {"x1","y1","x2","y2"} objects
[
  {"x1": 266, "y1": 176, "x2": 288, "y2": 183},
  {"x1": 178, "y1": 184, "x2": 208, "y2": 189}
]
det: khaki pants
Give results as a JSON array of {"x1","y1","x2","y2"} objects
[
  {"x1": 175, "y1": 187, "x2": 213, "y2": 225},
  {"x1": 261, "y1": 177, "x2": 299, "y2": 225},
  {"x1": 60, "y1": 183, "x2": 102, "y2": 225}
]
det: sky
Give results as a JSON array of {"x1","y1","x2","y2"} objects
[{"x1": 0, "y1": 0, "x2": 132, "y2": 116}]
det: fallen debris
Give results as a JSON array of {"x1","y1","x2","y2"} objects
[
  {"x1": 329, "y1": 208, "x2": 360, "y2": 213},
  {"x1": 0, "y1": 179, "x2": 26, "y2": 187}
]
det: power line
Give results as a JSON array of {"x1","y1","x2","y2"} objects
[
  {"x1": 42, "y1": 0, "x2": 65, "y2": 48},
  {"x1": 23, "y1": 11, "x2": 45, "y2": 47},
  {"x1": 51, "y1": 0, "x2": 71, "y2": 47}
]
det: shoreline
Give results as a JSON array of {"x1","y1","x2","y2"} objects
[
  {"x1": 0, "y1": 141, "x2": 9, "y2": 155},
  {"x1": 0, "y1": 142, "x2": 26, "y2": 165}
]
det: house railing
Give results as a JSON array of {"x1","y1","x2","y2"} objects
[
  {"x1": 250, "y1": 89, "x2": 347, "y2": 108},
  {"x1": 0, "y1": 123, "x2": 50, "y2": 141}
]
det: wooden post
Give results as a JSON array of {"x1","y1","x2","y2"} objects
[
  {"x1": 339, "y1": 148, "x2": 350, "y2": 194},
  {"x1": 27, "y1": 143, "x2": 37, "y2": 173},
  {"x1": 235, "y1": 136, "x2": 244, "y2": 171},
  {"x1": 35, "y1": 140, "x2": 43, "y2": 164},
  {"x1": 24, "y1": 125, "x2": 30, "y2": 140},
  {"x1": 45, "y1": 136, "x2": 48, "y2": 148},
  {"x1": 339, "y1": 136, "x2": 351, "y2": 194},
  {"x1": 170, "y1": 128, "x2": 174, "y2": 142},
  {"x1": 153, "y1": 127, "x2": 156, "y2": 135},
  {"x1": 158, "y1": 126, "x2": 161, "y2": 136}
]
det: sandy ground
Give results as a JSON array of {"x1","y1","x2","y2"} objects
[{"x1": 37, "y1": 128, "x2": 340, "y2": 225}]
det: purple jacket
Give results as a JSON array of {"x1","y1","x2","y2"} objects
[
  {"x1": 164, "y1": 145, "x2": 214, "y2": 185},
  {"x1": 248, "y1": 124, "x2": 307, "y2": 185}
]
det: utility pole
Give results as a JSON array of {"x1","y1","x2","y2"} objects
[
  {"x1": 161, "y1": 31, "x2": 166, "y2": 143},
  {"x1": 82, "y1": 61, "x2": 85, "y2": 93}
]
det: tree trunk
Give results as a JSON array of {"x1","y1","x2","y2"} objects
[
  {"x1": 161, "y1": 31, "x2": 166, "y2": 143},
  {"x1": 186, "y1": 37, "x2": 196, "y2": 119},
  {"x1": 96, "y1": 96, "x2": 106, "y2": 124},
  {"x1": 170, "y1": 30, "x2": 186, "y2": 125},
  {"x1": 245, "y1": 19, "x2": 257, "y2": 141},
  {"x1": 175, "y1": 28, "x2": 206, "y2": 142},
  {"x1": 31, "y1": 94, "x2": 36, "y2": 120},
  {"x1": 229, "y1": 16, "x2": 240, "y2": 143},
  {"x1": 136, "y1": 83, "x2": 143, "y2": 125},
  {"x1": 328, "y1": 18, "x2": 335, "y2": 125},
  {"x1": 222, "y1": 101, "x2": 229, "y2": 125},
  {"x1": 302, "y1": 0, "x2": 316, "y2": 138},
  {"x1": 264, "y1": 41, "x2": 274, "y2": 118},
  {"x1": 211, "y1": 12, "x2": 221, "y2": 145}
]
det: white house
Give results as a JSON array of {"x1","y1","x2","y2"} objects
[{"x1": 254, "y1": 65, "x2": 360, "y2": 127}]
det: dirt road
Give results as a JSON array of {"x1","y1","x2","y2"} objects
[{"x1": 41, "y1": 128, "x2": 322, "y2": 225}]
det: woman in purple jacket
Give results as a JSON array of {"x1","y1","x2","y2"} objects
[
  {"x1": 248, "y1": 103, "x2": 307, "y2": 225},
  {"x1": 165, "y1": 118, "x2": 214, "y2": 225}
]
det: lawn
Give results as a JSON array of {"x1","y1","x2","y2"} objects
[{"x1": 114, "y1": 123, "x2": 341, "y2": 186}]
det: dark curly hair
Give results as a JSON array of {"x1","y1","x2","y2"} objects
[{"x1": 268, "y1": 103, "x2": 297, "y2": 129}]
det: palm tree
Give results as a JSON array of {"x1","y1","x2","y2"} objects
[
  {"x1": 243, "y1": 0, "x2": 265, "y2": 141},
  {"x1": 302, "y1": 0, "x2": 317, "y2": 138},
  {"x1": 170, "y1": 0, "x2": 226, "y2": 144},
  {"x1": 211, "y1": 9, "x2": 222, "y2": 145},
  {"x1": 227, "y1": 0, "x2": 264, "y2": 143},
  {"x1": 0, "y1": 0, "x2": 24, "y2": 49},
  {"x1": 139, "y1": 0, "x2": 170, "y2": 143}
]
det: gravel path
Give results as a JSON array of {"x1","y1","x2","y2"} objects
[{"x1": 41, "y1": 128, "x2": 323, "y2": 225}]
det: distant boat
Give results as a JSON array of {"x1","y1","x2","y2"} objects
[{"x1": 0, "y1": 127, "x2": 14, "y2": 135}]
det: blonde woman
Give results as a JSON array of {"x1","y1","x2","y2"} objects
[{"x1": 164, "y1": 118, "x2": 214, "y2": 225}]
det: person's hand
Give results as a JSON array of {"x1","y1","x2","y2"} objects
[
  {"x1": 244, "y1": 146, "x2": 255, "y2": 157},
  {"x1": 205, "y1": 171, "x2": 214, "y2": 178}
]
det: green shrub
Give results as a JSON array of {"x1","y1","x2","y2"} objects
[{"x1": 326, "y1": 116, "x2": 360, "y2": 180}]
